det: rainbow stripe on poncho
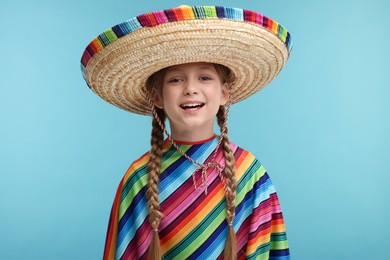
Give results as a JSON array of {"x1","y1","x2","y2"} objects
[{"x1": 103, "y1": 137, "x2": 289, "y2": 259}]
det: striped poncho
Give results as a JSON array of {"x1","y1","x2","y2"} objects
[{"x1": 103, "y1": 136, "x2": 289, "y2": 259}]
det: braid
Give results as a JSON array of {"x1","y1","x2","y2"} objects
[
  {"x1": 146, "y1": 107, "x2": 165, "y2": 260},
  {"x1": 217, "y1": 106, "x2": 237, "y2": 259}
]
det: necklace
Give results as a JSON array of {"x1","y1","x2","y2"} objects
[{"x1": 149, "y1": 99, "x2": 231, "y2": 195}]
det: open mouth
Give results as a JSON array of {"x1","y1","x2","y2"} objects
[{"x1": 180, "y1": 102, "x2": 205, "y2": 110}]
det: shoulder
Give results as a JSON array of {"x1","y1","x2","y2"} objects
[
  {"x1": 229, "y1": 143, "x2": 265, "y2": 172},
  {"x1": 230, "y1": 142, "x2": 270, "y2": 187},
  {"x1": 119, "y1": 150, "x2": 150, "y2": 191},
  {"x1": 118, "y1": 141, "x2": 173, "y2": 191},
  {"x1": 123, "y1": 140, "x2": 174, "y2": 181}
]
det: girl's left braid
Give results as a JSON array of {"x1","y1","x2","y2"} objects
[{"x1": 217, "y1": 106, "x2": 237, "y2": 259}]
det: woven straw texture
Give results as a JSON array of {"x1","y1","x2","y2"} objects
[{"x1": 81, "y1": 6, "x2": 292, "y2": 115}]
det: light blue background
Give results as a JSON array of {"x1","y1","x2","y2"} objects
[{"x1": 1, "y1": 0, "x2": 389, "y2": 259}]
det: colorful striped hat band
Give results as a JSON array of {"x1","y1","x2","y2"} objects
[{"x1": 81, "y1": 6, "x2": 292, "y2": 115}]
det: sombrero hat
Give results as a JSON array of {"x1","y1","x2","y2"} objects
[{"x1": 80, "y1": 5, "x2": 292, "y2": 115}]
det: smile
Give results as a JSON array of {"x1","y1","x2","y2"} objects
[{"x1": 180, "y1": 102, "x2": 205, "y2": 110}]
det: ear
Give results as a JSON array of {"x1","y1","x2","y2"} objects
[
  {"x1": 151, "y1": 89, "x2": 164, "y2": 109},
  {"x1": 220, "y1": 83, "x2": 230, "y2": 106}
]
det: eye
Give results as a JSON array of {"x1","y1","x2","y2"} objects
[
  {"x1": 199, "y1": 75, "x2": 212, "y2": 81},
  {"x1": 167, "y1": 77, "x2": 183, "y2": 84}
]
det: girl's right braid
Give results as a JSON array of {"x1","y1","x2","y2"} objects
[
  {"x1": 217, "y1": 106, "x2": 237, "y2": 259},
  {"x1": 146, "y1": 107, "x2": 166, "y2": 260}
]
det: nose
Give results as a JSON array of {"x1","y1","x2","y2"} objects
[{"x1": 183, "y1": 79, "x2": 198, "y2": 95}]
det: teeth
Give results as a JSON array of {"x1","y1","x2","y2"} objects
[{"x1": 180, "y1": 103, "x2": 204, "y2": 109}]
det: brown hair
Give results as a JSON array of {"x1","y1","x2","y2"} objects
[{"x1": 145, "y1": 63, "x2": 237, "y2": 259}]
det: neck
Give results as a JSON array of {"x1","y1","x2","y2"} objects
[{"x1": 170, "y1": 123, "x2": 215, "y2": 143}]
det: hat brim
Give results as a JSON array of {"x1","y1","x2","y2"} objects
[{"x1": 81, "y1": 6, "x2": 292, "y2": 115}]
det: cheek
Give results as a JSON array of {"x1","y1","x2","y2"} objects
[
  {"x1": 162, "y1": 86, "x2": 180, "y2": 99},
  {"x1": 161, "y1": 88, "x2": 182, "y2": 111},
  {"x1": 161, "y1": 88, "x2": 171, "y2": 103},
  {"x1": 209, "y1": 88, "x2": 224, "y2": 102}
]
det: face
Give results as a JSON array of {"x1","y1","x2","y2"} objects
[{"x1": 154, "y1": 62, "x2": 229, "y2": 139}]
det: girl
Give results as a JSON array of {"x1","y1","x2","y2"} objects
[{"x1": 81, "y1": 5, "x2": 292, "y2": 260}]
